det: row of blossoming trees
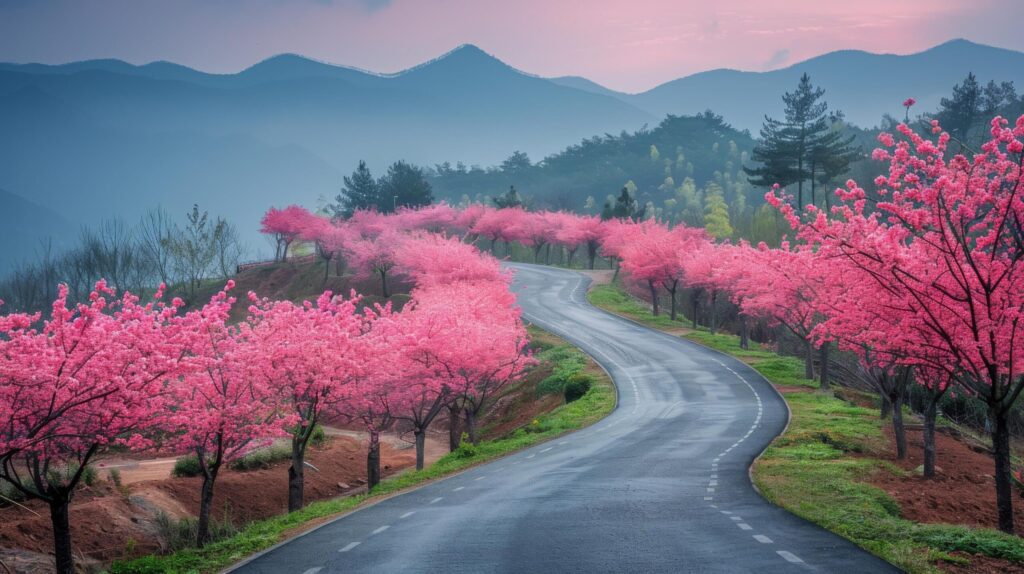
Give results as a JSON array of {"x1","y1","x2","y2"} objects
[
  {"x1": 264, "y1": 113, "x2": 1024, "y2": 535},
  {"x1": 0, "y1": 227, "x2": 532, "y2": 573}
]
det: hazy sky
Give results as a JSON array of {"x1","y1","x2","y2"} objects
[{"x1": 1, "y1": 0, "x2": 1021, "y2": 92}]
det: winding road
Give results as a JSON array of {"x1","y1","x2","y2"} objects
[{"x1": 231, "y1": 264, "x2": 900, "y2": 573}]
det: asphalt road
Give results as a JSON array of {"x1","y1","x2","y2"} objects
[{"x1": 232, "y1": 263, "x2": 900, "y2": 573}]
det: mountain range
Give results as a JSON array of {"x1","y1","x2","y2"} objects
[{"x1": 1, "y1": 39, "x2": 1022, "y2": 266}]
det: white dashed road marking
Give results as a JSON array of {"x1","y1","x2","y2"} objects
[
  {"x1": 753, "y1": 535, "x2": 773, "y2": 544},
  {"x1": 372, "y1": 525, "x2": 389, "y2": 535},
  {"x1": 339, "y1": 542, "x2": 360, "y2": 553},
  {"x1": 453, "y1": 486, "x2": 465, "y2": 491},
  {"x1": 301, "y1": 568, "x2": 323, "y2": 574},
  {"x1": 540, "y1": 447, "x2": 553, "y2": 453},
  {"x1": 737, "y1": 523, "x2": 753, "y2": 530},
  {"x1": 429, "y1": 497, "x2": 443, "y2": 504},
  {"x1": 777, "y1": 551, "x2": 804, "y2": 563},
  {"x1": 400, "y1": 511, "x2": 415, "y2": 519}
]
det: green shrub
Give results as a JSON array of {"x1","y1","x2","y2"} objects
[
  {"x1": 309, "y1": 425, "x2": 326, "y2": 448},
  {"x1": 172, "y1": 455, "x2": 204, "y2": 478},
  {"x1": 230, "y1": 444, "x2": 292, "y2": 472},
  {"x1": 453, "y1": 434, "x2": 478, "y2": 459},
  {"x1": 108, "y1": 468, "x2": 123, "y2": 487},
  {"x1": 563, "y1": 373, "x2": 593, "y2": 403}
]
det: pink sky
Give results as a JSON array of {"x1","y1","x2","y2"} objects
[{"x1": 0, "y1": 0, "x2": 1020, "y2": 92}]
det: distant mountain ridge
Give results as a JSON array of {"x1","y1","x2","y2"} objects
[{"x1": 0, "y1": 39, "x2": 1021, "y2": 249}]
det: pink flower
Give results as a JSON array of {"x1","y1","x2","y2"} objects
[{"x1": 903, "y1": 98, "x2": 916, "y2": 108}]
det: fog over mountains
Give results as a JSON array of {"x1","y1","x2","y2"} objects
[{"x1": 1, "y1": 39, "x2": 1022, "y2": 266}]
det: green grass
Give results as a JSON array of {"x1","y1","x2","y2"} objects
[
  {"x1": 587, "y1": 280, "x2": 1024, "y2": 573},
  {"x1": 109, "y1": 331, "x2": 615, "y2": 574}
]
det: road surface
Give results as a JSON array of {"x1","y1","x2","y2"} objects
[{"x1": 232, "y1": 264, "x2": 900, "y2": 573}]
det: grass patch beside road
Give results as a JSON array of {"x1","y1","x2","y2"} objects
[
  {"x1": 109, "y1": 328, "x2": 614, "y2": 574},
  {"x1": 587, "y1": 280, "x2": 1024, "y2": 574}
]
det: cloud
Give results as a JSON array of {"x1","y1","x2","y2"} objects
[{"x1": 763, "y1": 48, "x2": 790, "y2": 69}]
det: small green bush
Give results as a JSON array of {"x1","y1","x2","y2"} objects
[
  {"x1": 453, "y1": 434, "x2": 478, "y2": 459},
  {"x1": 563, "y1": 373, "x2": 593, "y2": 403},
  {"x1": 172, "y1": 455, "x2": 204, "y2": 478},
  {"x1": 230, "y1": 444, "x2": 292, "y2": 472},
  {"x1": 108, "y1": 468, "x2": 123, "y2": 487}
]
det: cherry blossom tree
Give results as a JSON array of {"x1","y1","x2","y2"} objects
[
  {"x1": 773, "y1": 115, "x2": 1024, "y2": 532},
  {"x1": 247, "y1": 291, "x2": 372, "y2": 511},
  {"x1": 260, "y1": 205, "x2": 308, "y2": 262},
  {"x1": 343, "y1": 230, "x2": 403, "y2": 298},
  {"x1": 0, "y1": 282, "x2": 182, "y2": 574},
  {"x1": 557, "y1": 214, "x2": 605, "y2": 269},
  {"x1": 169, "y1": 282, "x2": 291, "y2": 545},
  {"x1": 394, "y1": 233, "x2": 510, "y2": 290}
]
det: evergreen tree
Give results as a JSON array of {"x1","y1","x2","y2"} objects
[
  {"x1": 745, "y1": 74, "x2": 854, "y2": 209},
  {"x1": 602, "y1": 186, "x2": 645, "y2": 221},
  {"x1": 493, "y1": 185, "x2": 523, "y2": 208},
  {"x1": 378, "y1": 161, "x2": 434, "y2": 213},
  {"x1": 936, "y1": 72, "x2": 982, "y2": 147},
  {"x1": 703, "y1": 184, "x2": 733, "y2": 240},
  {"x1": 500, "y1": 151, "x2": 532, "y2": 173},
  {"x1": 333, "y1": 161, "x2": 380, "y2": 218}
]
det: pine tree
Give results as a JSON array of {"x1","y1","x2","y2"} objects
[
  {"x1": 333, "y1": 160, "x2": 380, "y2": 218},
  {"x1": 745, "y1": 74, "x2": 856, "y2": 209},
  {"x1": 602, "y1": 186, "x2": 645, "y2": 221},
  {"x1": 936, "y1": 72, "x2": 982, "y2": 148},
  {"x1": 378, "y1": 161, "x2": 433, "y2": 213},
  {"x1": 492, "y1": 185, "x2": 523, "y2": 208}
]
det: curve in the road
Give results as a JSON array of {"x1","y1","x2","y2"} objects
[{"x1": 230, "y1": 263, "x2": 900, "y2": 574}]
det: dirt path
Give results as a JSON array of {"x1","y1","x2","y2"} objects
[{"x1": 95, "y1": 428, "x2": 446, "y2": 485}]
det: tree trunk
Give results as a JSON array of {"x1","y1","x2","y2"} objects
[
  {"x1": 379, "y1": 269, "x2": 390, "y2": 298},
  {"x1": 648, "y1": 281, "x2": 660, "y2": 316},
  {"x1": 709, "y1": 291, "x2": 718, "y2": 335},
  {"x1": 923, "y1": 396, "x2": 938, "y2": 477},
  {"x1": 323, "y1": 256, "x2": 331, "y2": 284},
  {"x1": 49, "y1": 496, "x2": 74, "y2": 574},
  {"x1": 464, "y1": 408, "x2": 479, "y2": 445},
  {"x1": 818, "y1": 344, "x2": 830, "y2": 391},
  {"x1": 804, "y1": 340, "x2": 815, "y2": 380},
  {"x1": 587, "y1": 245, "x2": 597, "y2": 269},
  {"x1": 567, "y1": 247, "x2": 578, "y2": 268},
  {"x1": 367, "y1": 429, "x2": 381, "y2": 491},
  {"x1": 668, "y1": 286, "x2": 678, "y2": 321},
  {"x1": 890, "y1": 392, "x2": 907, "y2": 460},
  {"x1": 490, "y1": 238, "x2": 497, "y2": 254},
  {"x1": 448, "y1": 404, "x2": 461, "y2": 451},
  {"x1": 196, "y1": 469, "x2": 218, "y2": 547},
  {"x1": 880, "y1": 395, "x2": 892, "y2": 420},
  {"x1": 287, "y1": 440, "x2": 306, "y2": 512},
  {"x1": 991, "y1": 406, "x2": 1015, "y2": 534},
  {"x1": 691, "y1": 295, "x2": 699, "y2": 329},
  {"x1": 414, "y1": 429, "x2": 426, "y2": 471},
  {"x1": 739, "y1": 316, "x2": 750, "y2": 349},
  {"x1": 533, "y1": 244, "x2": 543, "y2": 263},
  {"x1": 545, "y1": 243, "x2": 551, "y2": 265}
]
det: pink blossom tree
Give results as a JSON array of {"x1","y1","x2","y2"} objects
[
  {"x1": 343, "y1": 230, "x2": 403, "y2": 298},
  {"x1": 773, "y1": 115, "x2": 1024, "y2": 532},
  {"x1": 169, "y1": 283, "x2": 292, "y2": 545},
  {"x1": 0, "y1": 282, "x2": 182, "y2": 574},
  {"x1": 557, "y1": 214, "x2": 605, "y2": 269},
  {"x1": 247, "y1": 291, "x2": 372, "y2": 511},
  {"x1": 260, "y1": 205, "x2": 308, "y2": 262}
]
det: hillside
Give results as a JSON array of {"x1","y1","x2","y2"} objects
[
  {"x1": 0, "y1": 188, "x2": 76, "y2": 274},
  {"x1": 430, "y1": 112, "x2": 758, "y2": 225}
]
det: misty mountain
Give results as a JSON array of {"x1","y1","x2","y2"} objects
[
  {"x1": 0, "y1": 45, "x2": 653, "y2": 242},
  {"x1": 1, "y1": 39, "x2": 1022, "y2": 249},
  {"x1": 0, "y1": 188, "x2": 76, "y2": 274},
  {"x1": 595, "y1": 39, "x2": 1024, "y2": 131}
]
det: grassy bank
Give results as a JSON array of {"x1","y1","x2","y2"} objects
[
  {"x1": 109, "y1": 328, "x2": 614, "y2": 574},
  {"x1": 587, "y1": 282, "x2": 1024, "y2": 573}
]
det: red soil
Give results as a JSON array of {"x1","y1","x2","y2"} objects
[{"x1": 0, "y1": 435, "x2": 423, "y2": 572}]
